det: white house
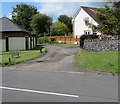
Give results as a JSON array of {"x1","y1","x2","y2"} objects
[
  {"x1": 72, "y1": 6, "x2": 101, "y2": 38},
  {"x1": 0, "y1": 17, "x2": 36, "y2": 52}
]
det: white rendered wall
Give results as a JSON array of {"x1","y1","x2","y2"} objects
[
  {"x1": 0, "y1": 39, "x2": 6, "y2": 52},
  {"x1": 9, "y1": 37, "x2": 26, "y2": 51},
  {"x1": 0, "y1": 37, "x2": 35, "y2": 51},
  {"x1": 28, "y1": 37, "x2": 31, "y2": 49},
  {"x1": 73, "y1": 8, "x2": 100, "y2": 38}
]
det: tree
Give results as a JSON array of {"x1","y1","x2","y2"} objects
[
  {"x1": 113, "y1": 1, "x2": 120, "y2": 9},
  {"x1": 95, "y1": 2, "x2": 120, "y2": 35},
  {"x1": 84, "y1": 19, "x2": 97, "y2": 34},
  {"x1": 51, "y1": 21, "x2": 69, "y2": 36},
  {"x1": 58, "y1": 15, "x2": 73, "y2": 33},
  {"x1": 30, "y1": 13, "x2": 52, "y2": 37},
  {"x1": 11, "y1": 3, "x2": 38, "y2": 32},
  {"x1": 113, "y1": 2, "x2": 120, "y2": 34}
]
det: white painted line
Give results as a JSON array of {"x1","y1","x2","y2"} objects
[
  {"x1": 0, "y1": 86, "x2": 79, "y2": 98},
  {"x1": 68, "y1": 72, "x2": 85, "y2": 74}
]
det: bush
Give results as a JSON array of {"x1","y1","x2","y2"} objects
[
  {"x1": 41, "y1": 48, "x2": 47, "y2": 54},
  {"x1": 37, "y1": 37, "x2": 45, "y2": 44},
  {"x1": 37, "y1": 37, "x2": 56, "y2": 44},
  {"x1": 60, "y1": 42, "x2": 66, "y2": 44},
  {"x1": 80, "y1": 34, "x2": 98, "y2": 48},
  {"x1": 49, "y1": 37, "x2": 56, "y2": 43},
  {"x1": 37, "y1": 37, "x2": 50, "y2": 44}
]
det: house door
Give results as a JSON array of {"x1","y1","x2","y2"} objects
[
  {"x1": 33, "y1": 37, "x2": 34, "y2": 48},
  {"x1": 26, "y1": 37, "x2": 29, "y2": 50},
  {"x1": 5, "y1": 37, "x2": 9, "y2": 51}
]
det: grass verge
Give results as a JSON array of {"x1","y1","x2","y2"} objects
[
  {"x1": 0, "y1": 46, "x2": 47, "y2": 66},
  {"x1": 75, "y1": 50, "x2": 119, "y2": 73},
  {"x1": 39, "y1": 43, "x2": 79, "y2": 48}
]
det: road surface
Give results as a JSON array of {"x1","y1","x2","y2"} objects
[{"x1": 1, "y1": 45, "x2": 118, "y2": 102}]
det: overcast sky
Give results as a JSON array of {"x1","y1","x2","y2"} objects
[{"x1": 1, "y1": 0, "x2": 106, "y2": 20}]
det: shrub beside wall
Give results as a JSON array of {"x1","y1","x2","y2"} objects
[{"x1": 80, "y1": 34, "x2": 98, "y2": 48}]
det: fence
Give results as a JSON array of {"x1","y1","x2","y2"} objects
[{"x1": 54, "y1": 36, "x2": 80, "y2": 44}]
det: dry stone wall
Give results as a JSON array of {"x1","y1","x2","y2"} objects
[{"x1": 83, "y1": 36, "x2": 120, "y2": 52}]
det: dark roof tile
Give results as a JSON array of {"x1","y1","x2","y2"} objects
[
  {"x1": 0, "y1": 17, "x2": 28, "y2": 32},
  {"x1": 73, "y1": 6, "x2": 101, "y2": 25}
]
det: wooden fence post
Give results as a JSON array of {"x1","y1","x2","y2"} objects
[
  {"x1": 64, "y1": 36, "x2": 66, "y2": 43},
  {"x1": 76, "y1": 36, "x2": 77, "y2": 42},
  {"x1": 60, "y1": 36, "x2": 61, "y2": 41},
  {"x1": 70, "y1": 36, "x2": 71, "y2": 44}
]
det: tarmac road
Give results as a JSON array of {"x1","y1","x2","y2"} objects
[
  {"x1": 1, "y1": 45, "x2": 118, "y2": 102},
  {"x1": 2, "y1": 45, "x2": 90, "y2": 72}
]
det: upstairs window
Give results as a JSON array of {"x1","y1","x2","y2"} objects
[
  {"x1": 84, "y1": 17, "x2": 89, "y2": 26},
  {"x1": 84, "y1": 17, "x2": 89, "y2": 22}
]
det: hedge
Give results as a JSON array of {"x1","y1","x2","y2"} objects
[{"x1": 37, "y1": 37, "x2": 55, "y2": 44}]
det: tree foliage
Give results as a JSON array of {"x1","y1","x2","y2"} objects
[
  {"x1": 30, "y1": 13, "x2": 52, "y2": 37},
  {"x1": 11, "y1": 3, "x2": 38, "y2": 32},
  {"x1": 95, "y1": 2, "x2": 120, "y2": 35},
  {"x1": 113, "y1": 1, "x2": 120, "y2": 9},
  {"x1": 51, "y1": 21, "x2": 69, "y2": 36},
  {"x1": 58, "y1": 15, "x2": 73, "y2": 33},
  {"x1": 84, "y1": 19, "x2": 98, "y2": 34}
]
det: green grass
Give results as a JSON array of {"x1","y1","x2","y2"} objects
[
  {"x1": 75, "y1": 50, "x2": 119, "y2": 73},
  {"x1": 0, "y1": 46, "x2": 47, "y2": 66},
  {"x1": 54, "y1": 44, "x2": 79, "y2": 48}
]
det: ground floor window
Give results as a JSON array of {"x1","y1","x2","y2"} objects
[{"x1": 84, "y1": 30, "x2": 90, "y2": 35}]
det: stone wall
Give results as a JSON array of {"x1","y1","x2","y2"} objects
[{"x1": 83, "y1": 36, "x2": 120, "y2": 52}]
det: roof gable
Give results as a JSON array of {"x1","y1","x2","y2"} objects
[
  {"x1": 73, "y1": 6, "x2": 101, "y2": 25},
  {"x1": 0, "y1": 17, "x2": 28, "y2": 32}
]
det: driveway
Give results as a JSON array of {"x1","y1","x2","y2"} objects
[
  {"x1": 1, "y1": 45, "x2": 118, "y2": 102},
  {"x1": 2, "y1": 45, "x2": 91, "y2": 73}
]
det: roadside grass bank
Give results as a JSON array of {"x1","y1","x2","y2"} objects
[
  {"x1": 75, "y1": 50, "x2": 119, "y2": 73},
  {"x1": 0, "y1": 46, "x2": 47, "y2": 66}
]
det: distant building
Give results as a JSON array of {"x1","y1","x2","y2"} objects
[
  {"x1": 0, "y1": 17, "x2": 36, "y2": 51},
  {"x1": 72, "y1": 6, "x2": 101, "y2": 38}
]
